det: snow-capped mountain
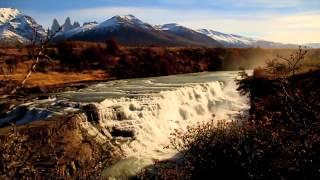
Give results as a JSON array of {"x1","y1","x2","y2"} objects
[
  {"x1": 55, "y1": 21, "x2": 98, "y2": 38},
  {"x1": 0, "y1": 8, "x2": 46, "y2": 46},
  {"x1": 1, "y1": 15, "x2": 46, "y2": 40},
  {"x1": 155, "y1": 23, "x2": 191, "y2": 32},
  {"x1": 197, "y1": 29, "x2": 255, "y2": 48},
  {"x1": 0, "y1": 28, "x2": 29, "y2": 45},
  {"x1": 155, "y1": 23, "x2": 220, "y2": 47},
  {"x1": 197, "y1": 28, "x2": 298, "y2": 48},
  {"x1": 0, "y1": 8, "x2": 309, "y2": 48},
  {"x1": 55, "y1": 15, "x2": 184, "y2": 46},
  {"x1": 54, "y1": 15, "x2": 220, "y2": 47},
  {"x1": 97, "y1": 15, "x2": 153, "y2": 31},
  {"x1": 0, "y1": 8, "x2": 21, "y2": 24}
]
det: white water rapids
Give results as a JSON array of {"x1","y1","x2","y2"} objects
[{"x1": 0, "y1": 71, "x2": 250, "y2": 178}]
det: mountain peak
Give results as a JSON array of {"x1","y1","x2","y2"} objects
[
  {"x1": 51, "y1": 18, "x2": 60, "y2": 34},
  {"x1": 56, "y1": 17, "x2": 81, "y2": 32},
  {"x1": 62, "y1": 17, "x2": 73, "y2": 31},
  {"x1": 158, "y1": 23, "x2": 196, "y2": 34},
  {"x1": 110, "y1": 14, "x2": 144, "y2": 24},
  {"x1": 116, "y1": 14, "x2": 136, "y2": 20},
  {"x1": 98, "y1": 14, "x2": 152, "y2": 30},
  {"x1": 73, "y1": 21, "x2": 80, "y2": 28},
  {"x1": 0, "y1": 11, "x2": 46, "y2": 46},
  {"x1": 0, "y1": 8, "x2": 20, "y2": 14},
  {"x1": 0, "y1": 8, "x2": 21, "y2": 24}
]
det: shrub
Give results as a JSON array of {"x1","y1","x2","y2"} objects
[
  {"x1": 105, "y1": 38, "x2": 120, "y2": 55},
  {"x1": 139, "y1": 48, "x2": 320, "y2": 180}
]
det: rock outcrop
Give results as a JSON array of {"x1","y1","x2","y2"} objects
[{"x1": 0, "y1": 113, "x2": 121, "y2": 179}]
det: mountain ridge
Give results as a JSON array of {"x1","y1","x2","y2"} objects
[
  {"x1": 0, "y1": 8, "x2": 45, "y2": 46},
  {"x1": 0, "y1": 8, "x2": 317, "y2": 48},
  {"x1": 54, "y1": 15, "x2": 221, "y2": 47}
]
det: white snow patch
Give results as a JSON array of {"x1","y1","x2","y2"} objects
[
  {"x1": 97, "y1": 15, "x2": 152, "y2": 30},
  {"x1": 0, "y1": 8, "x2": 21, "y2": 24},
  {"x1": 197, "y1": 29, "x2": 256, "y2": 46}
]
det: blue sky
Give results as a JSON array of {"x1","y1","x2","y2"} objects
[{"x1": 1, "y1": 0, "x2": 320, "y2": 43}]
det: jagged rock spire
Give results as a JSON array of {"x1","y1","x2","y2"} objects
[
  {"x1": 73, "y1": 21, "x2": 80, "y2": 28},
  {"x1": 62, "y1": 17, "x2": 73, "y2": 32},
  {"x1": 51, "y1": 18, "x2": 60, "y2": 33}
]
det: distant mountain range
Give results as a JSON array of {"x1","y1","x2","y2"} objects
[
  {"x1": 305, "y1": 43, "x2": 320, "y2": 49},
  {"x1": 0, "y1": 8, "x2": 318, "y2": 48},
  {"x1": 54, "y1": 15, "x2": 220, "y2": 47}
]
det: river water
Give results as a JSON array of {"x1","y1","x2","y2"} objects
[{"x1": 0, "y1": 71, "x2": 250, "y2": 179}]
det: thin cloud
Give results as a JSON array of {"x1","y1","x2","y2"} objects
[
  {"x1": 229, "y1": 0, "x2": 304, "y2": 8},
  {"x1": 161, "y1": 0, "x2": 319, "y2": 9}
]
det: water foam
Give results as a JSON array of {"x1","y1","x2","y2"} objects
[
  {"x1": 85, "y1": 79, "x2": 249, "y2": 160},
  {"x1": 0, "y1": 71, "x2": 250, "y2": 178}
]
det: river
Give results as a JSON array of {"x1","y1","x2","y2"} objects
[{"x1": 0, "y1": 71, "x2": 250, "y2": 179}]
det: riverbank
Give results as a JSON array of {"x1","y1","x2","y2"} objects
[{"x1": 0, "y1": 112, "x2": 123, "y2": 179}]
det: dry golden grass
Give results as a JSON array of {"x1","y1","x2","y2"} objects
[
  {"x1": 0, "y1": 48, "x2": 27, "y2": 56},
  {"x1": 0, "y1": 70, "x2": 108, "y2": 87},
  {"x1": 0, "y1": 57, "x2": 109, "y2": 88}
]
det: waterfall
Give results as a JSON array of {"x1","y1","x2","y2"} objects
[
  {"x1": 82, "y1": 78, "x2": 249, "y2": 160},
  {"x1": 0, "y1": 71, "x2": 250, "y2": 178}
]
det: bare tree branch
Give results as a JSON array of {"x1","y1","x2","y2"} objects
[{"x1": 4, "y1": 26, "x2": 61, "y2": 96}]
